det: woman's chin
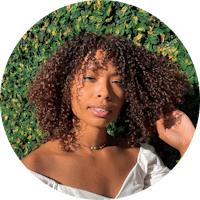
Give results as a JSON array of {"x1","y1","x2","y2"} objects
[{"x1": 79, "y1": 118, "x2": 112, "y2": 129}]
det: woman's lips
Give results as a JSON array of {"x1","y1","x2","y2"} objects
[{"x1": 89, "y1": 107, "x2": 110, "y2": 117}]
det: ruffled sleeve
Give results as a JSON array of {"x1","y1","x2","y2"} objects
[
  {"x1": 29, "y1": 170, "x2": 60, "y2": 189},
  {"x1": 139, "y1": 143, "x2": 171, "y2": 189}
]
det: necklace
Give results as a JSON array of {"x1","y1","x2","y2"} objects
[{"x1": 81, "y1": 138, "x2": 108, "y2": 150}]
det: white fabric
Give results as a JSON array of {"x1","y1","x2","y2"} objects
[{"x1": 29, "y1": 143, "x2": 170, "y2": 199}]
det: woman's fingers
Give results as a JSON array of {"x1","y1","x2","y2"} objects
[
  {"x1": 156, "y1": 118, "x2": 166, "y2": 140},
  {"x1": 156, "y1": 110, "x2": 195, "y2": 155}
]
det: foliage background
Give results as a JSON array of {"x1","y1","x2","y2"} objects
[
  {"x1": 0, "y1": 0, "x2": 200, "y2": 200},
  {"x1": 0, "y1": 0, "x2": 199, "y2": 169}
]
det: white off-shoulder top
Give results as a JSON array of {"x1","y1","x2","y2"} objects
[{"x1": 29, "y1": 143, "x2": 170, "y2": 199}]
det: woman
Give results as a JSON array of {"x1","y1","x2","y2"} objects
[{"x1": 21, "y1": 33, "x2": 195, "y2": 199}]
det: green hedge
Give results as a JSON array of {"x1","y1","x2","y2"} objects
[{"x1": 0, "y1": 0, "x2": 199, "y2": 169}]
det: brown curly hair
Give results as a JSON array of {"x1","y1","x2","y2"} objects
[{"x1": 26, "y1": 32, "x2": 189, "y2": 152}]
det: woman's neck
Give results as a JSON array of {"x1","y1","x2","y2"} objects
[{"x1": 76, "y1": 125, "x2": 109, "y2": 148}]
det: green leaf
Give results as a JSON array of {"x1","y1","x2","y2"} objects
[
  {"x1": 25, "y1": 101, "x2": 30, "y2": 108},
  {"x1": 105, "y1": 4, "x2": 112, "y2": 16},
  {"x1": 86, "y1": 26, "x2": 93, "y2": 32},
  {"x1": 154, "y1": 28, "x2": 164, "y2": 34},
  {"x1": 185, "y1": 65, "x2": 195, "y2": 77},
  {"x1": 105, "y1": 16, "x2": 113, "y2": 23},
  {"x1": 189, "y1": 76, "x2": 195, "y2": 84},
  {"x1": 187, "y1": 61, "x2": 193, "y2": 66},
  {"x1": 148, "y1": 35, "x2": 158, "y2": 44},
  {"x1": 121, "y1": 6, "x2": 128, "y2": 14},
  {"x1": 181, "y1": 62, "x2": 187, "y2": 71}
]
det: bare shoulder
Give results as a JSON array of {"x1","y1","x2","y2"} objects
[
  {"x1": 126, "y1": 143, "x2": 140, "y2": 160},
  {"x1": 21, "y1": 140, "x2": 59, "y2": 174}
]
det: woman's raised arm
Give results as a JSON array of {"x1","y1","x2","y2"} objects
[{"x1": 156, "y1": 110, "x2": 195, "y2": 156}]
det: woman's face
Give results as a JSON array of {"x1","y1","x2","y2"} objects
[{"x1": 71, "y1": 49, "x2": 125, "y2": 129}]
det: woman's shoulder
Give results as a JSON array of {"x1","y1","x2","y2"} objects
[
  {"x1": 21, "y1": 140, "x2": 61, "y2": 173},
  {"x1": 120, "y1": 142, "x2": 159, "y2": 165}
]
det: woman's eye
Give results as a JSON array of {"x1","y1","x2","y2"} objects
[
  {"x1": 112, "y1": 80, "x2": 124, "y2": 88},
  {"x1": 112, "y1": 80, "x2": 122, "y2": 84},
  {"x1": 83, "y1": 76, "x2": 95, "y2": 80}
]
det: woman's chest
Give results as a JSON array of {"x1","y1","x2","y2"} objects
[
  {"x1": 57, "y1": 166, "x2": 123, "y2": 198},
  {"x1": 48, "y1": 148, "x2": 139, "y2": 198}
]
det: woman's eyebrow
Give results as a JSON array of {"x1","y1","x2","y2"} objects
[
  {"x1": 111, "y1": 72, "x2": 120, "y2": 76},
  {"x1": 86, "y1": 67, "x2": 121, "y2": 76},
  {"x1": 85, "y1": 67, "x2": 98, "y2": 73}
]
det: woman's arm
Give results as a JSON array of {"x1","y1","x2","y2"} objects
[{"x1": 156, "y1": 110, "x2": 195, "y2": 156}]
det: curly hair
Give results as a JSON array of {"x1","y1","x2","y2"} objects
[{"x1": 26, "y1": 32, "x2": 189, "y2": 152}]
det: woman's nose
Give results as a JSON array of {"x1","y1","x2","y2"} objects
[
  {"x1": 97, "y1": 82, "x2": 112, "y2": 100},
  {"x1": 98, "y1": 94, "x2": 110, "y2": 100}
]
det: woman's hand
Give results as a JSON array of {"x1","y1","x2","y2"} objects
[{"x1": 156, "y1": 110, "x2": 195, "y2": 156}]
